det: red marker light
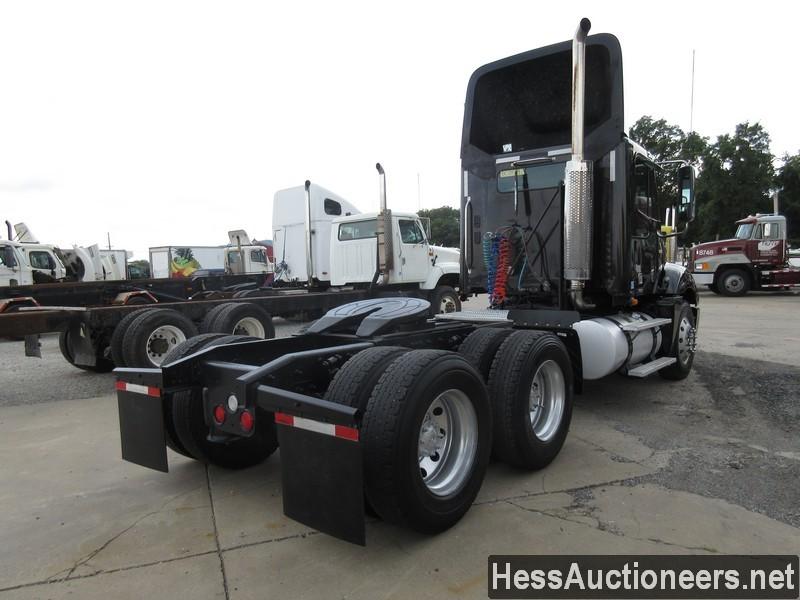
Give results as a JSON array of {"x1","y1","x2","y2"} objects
[
  {"x1": 240, "y1": 410, "x2": 254, "y2": 432},
  {"x1": 213, "y1": 405, "x2": 226, "y2": 425}
]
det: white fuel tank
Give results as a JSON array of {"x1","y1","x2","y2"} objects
[{"x1": 573, "y1": 313, "x2": 663, "y2": 380}]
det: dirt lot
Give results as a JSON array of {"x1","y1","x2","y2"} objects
[{"x1": 0, "y1": 292, "x2": 798, "y2": 599}]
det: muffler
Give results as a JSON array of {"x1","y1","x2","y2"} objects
[{"x1": 563, "y1": 18, "x2": 594, "y2": 309}]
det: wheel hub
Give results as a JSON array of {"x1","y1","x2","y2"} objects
[
  {"x1": 527, "y1": 360, "x2": 566, "y2": 442},
  {"x1": 146, "y1": 325, "x2": 186, "y2": 365},
  {"x1": 440, "y1": 296, "x2": 457, "y2": 314},
  {"x1": 677, "y1": 317, "x2": 697, "y2": 363},
  {"x1": 417, "y1": 389, "x2": 478, "y2": 497}
]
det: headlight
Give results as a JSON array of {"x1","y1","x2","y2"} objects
[{"x1": 694, "y1": 262, "x2": 709, "y2": 271}]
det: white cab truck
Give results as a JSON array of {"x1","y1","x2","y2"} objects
[
  {"x1": 1, "y1": 222, "x2": 68, "y2": 286},
  {"x1": 273, "y1": 180, "x2": 462, "y2": 313}
]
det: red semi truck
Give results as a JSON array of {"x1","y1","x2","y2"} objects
[{"x1": 689, "y1": 214, "x2": 800, "y2": 295}]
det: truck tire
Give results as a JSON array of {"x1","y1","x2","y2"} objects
[
  {"x1": 324, "y1": 346, "x2": 410, "y2": 411},
  {"x1": 458, "y1": 327, "x2": 514, "y2": 381},
  {"x1": 159, "y1": 333, "x2": 230, "y2": 457},
  {"x1": 203, "y1": 302, "x2": 275, "y2": 339},
  {"x1": 58, "y1": 329, "x2": 115, "y2": 373},
  {"x1": 488, "y1": 330, "x2": 573, "y2": 470},
  {"x1": 658, "y1": 301, "x2": 696, "y2": 381},
  {"x1": 109, "y1": 309, "x2": 149, "y2": 367},
  {"x1": 199, "y1": 304, "x2": 231, "y2": 333},
  {"x1": 121, "y1": 308, "x2": 199, "y2": 368},
  {"x1": 360, "y1": 350, "x2": 492, "y2": 534},
  {"x1": 718, "y1": 269, "x2": 750, "y2": 296},
  {"x1": 170, "y1": 338, "x2": 278, "y2": 470},
  {"x1": 430, "y1": 285, "x2": 461, "y2": 315}
]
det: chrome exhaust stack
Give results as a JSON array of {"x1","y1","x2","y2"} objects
[
  {"x1": 375, "y1": 163, "x2": 393, "y2": 274},
  {"x1": 304, "y1": 180, "x2": 314, "y2": 284},
  {"x1": 376, "y1": 162, "x2": 387, "y2": 213},
  {"x1": 563, "y1": 18, "x2": 595, "y2": 310}
]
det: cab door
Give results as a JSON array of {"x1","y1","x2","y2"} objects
[
  {"x1": 394, "y1": 218, "x2": 430, "y2": 283},
  {"x1": 749, "y1": 222, "x2": 784, "y2": 266}
]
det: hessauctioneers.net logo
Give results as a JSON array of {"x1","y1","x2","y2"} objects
[{"x1": 487, "y1": 555, "x2": 799, "y2": 599}]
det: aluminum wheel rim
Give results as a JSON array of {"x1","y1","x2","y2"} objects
[
  {"x1": 233, "y1": 316, "x2": 265, "y2": 338},
  {"x1": 439, "y1": 294, "x2": 457, "y2": 314},
  {"x1": 146, "y1": 325, "x2": 187, "y2": 366},
  {"x1": 417, "y1": 389, "x2": 478, "y2": 497},
  {"x1": 677, "y1": 316, "x2": 695, "y2": 365},
  {"x1": 529, "y1": 360, "x2": 565, "y2": 442},
  {"x1": 724, "y1": 273, "x2": 744, "y2": 293}
]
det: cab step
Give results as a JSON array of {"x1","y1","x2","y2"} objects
[{"x1": 626, "y1": 356, "x2": 677, "y2": 378}]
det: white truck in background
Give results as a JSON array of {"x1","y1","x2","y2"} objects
[
  {"x1": 1, "y1": 221, "x2": 133, "y2": 286},
  {"x1": 272, "y1": 178, "x2": 462, "y2": 312},
  {"x1": 1, "y1": 221, "x2": 68, "y2": 286},
  {"x1": 149, "y1": 231, "x2": 273, "y2": 279},
  {"x1": 60, "y1": 246, "x2": 130, "y2": 281}
]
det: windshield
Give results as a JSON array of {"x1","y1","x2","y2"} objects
[
  {"x1": 735, "y1": 224, "x2": 754, "y2": 239},
  {"x1": 498, "y1": 162, "x2": 565, "y2": 193}
]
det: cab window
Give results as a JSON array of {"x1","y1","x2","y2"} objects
[
  {"x1": 633, "y1": 162, "x2": 657, "y2": 235},
  {"x1": 250, "y1": 249, "x2": 267, "y2": 264},
  {"x1": 324, "y1": 198, "x2": 342, "y2": 216},
  {"x1": 338, "y1": 220, "x2": 377, "y2": 241},
  {"x1": 0, "y1": 245, "x2": 16, "y2": 268},
  {"x1": 759, "y1": 222, "x2": 781, "y2": 239},
  {"x1": 29, "y1": 251, "x2": 54, "y2": 270},
  {"x1": 227, "y1": 251, "x2": 241, "y2": 265},
  {"x1": 399, "y1": 220, "x2": 425, "y2": 244}
]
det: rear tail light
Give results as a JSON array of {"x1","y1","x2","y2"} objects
[
  {"x1": 213, "y1": 405, "x2": 226, "y2": 425},
  {"x1": 240, "y1": 410, "x2": 254, "y2": 432}
]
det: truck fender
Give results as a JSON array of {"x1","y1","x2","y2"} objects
[
  {"x1": 421, "y1": 262, "x2": 460, "y2": 291},
  {"x1": 661, "y1": 263, "x2": 698, "y2": 304}
]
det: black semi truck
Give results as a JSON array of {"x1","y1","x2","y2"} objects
[{"x1": 114, "y1": 20, "x2": 699, "y2": 545}]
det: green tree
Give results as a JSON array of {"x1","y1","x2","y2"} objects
[
  {"x1": 694, "y1": 122, "x2": 774, "y2": 241},
  {"x1": 776, "y1": 152, "x2": 800, "y2": 244},
  {"x1": 418, "y1": 206, "x2": 460, "y2": 247},
  {"x1": 628, "y1": 116, "x2": 687, "y2": 162}
]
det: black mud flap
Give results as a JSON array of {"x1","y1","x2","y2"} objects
[
  {"x1": 115, "y1": 369, "x2": 168, "y2": 473},
  {"x1": 276, "y1": 417, "x2": 365, "y2": 545}
]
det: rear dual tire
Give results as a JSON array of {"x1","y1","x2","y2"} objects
[
  {"x1": 200, "y1": 302, "x2": 275, "y2": 339},
  {"x1": 488, "y1": 330, "x2": 573, "y2": 470},
  {"x1": 328, "y1": 348, "x2": 492, "y2": 534}
]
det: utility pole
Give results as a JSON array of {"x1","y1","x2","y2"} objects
[
  {"x1": 107, "y1": 232, "x2": 111, "y2": 250},
  {"x1": 689, "y1": 49, "x2": 696, "y2": 133}
]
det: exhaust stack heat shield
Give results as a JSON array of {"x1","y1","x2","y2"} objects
[{"x1": 563, "y1": 159, "x2": 593, "y2": 281}]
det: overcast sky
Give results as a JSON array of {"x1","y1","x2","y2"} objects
[{"x1": 1, "y1": 1, "x2": 797, "y2": 260}]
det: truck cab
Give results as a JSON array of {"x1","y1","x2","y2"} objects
[
  {"x1": 225, "y1": 230, "x2": 274, "y2": 276},
  {"x1": 329, "y1": 211, "x2": 460, "y2": 290},
  {"x1": 0, "y1": 241, "x2": 67, "y2": 287},
  {"x1": 690, "y1": 214, "x2": 799, "y2": 295}
]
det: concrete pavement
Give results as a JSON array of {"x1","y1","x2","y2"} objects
[{"x1": 0, "y1": 292, "x2": 798, "y2": 599}]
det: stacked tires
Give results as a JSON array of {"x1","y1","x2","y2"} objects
[{"x1": 319, "y1": 325, "x2": 573, "y2": 535}]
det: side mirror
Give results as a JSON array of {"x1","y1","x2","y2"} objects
[{"x1": 677, "y1": 165, "x2": 696, "y2": 223}]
